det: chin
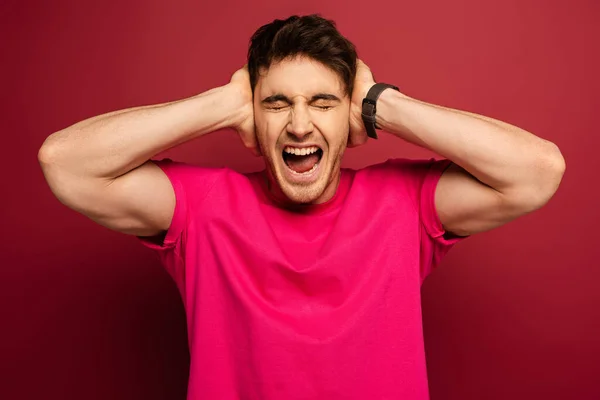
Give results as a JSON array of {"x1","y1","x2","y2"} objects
[
  {"x1": 261, "y1": 141, "x2": 343, "y2": 205},
  {"x1": 279, "y1": 179, "x2": 329, "y2": 204},
  {"x1": 271, "y1": 155, "x2": 333, "y2": 205}
]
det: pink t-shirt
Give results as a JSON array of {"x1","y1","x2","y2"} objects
[{"x1": 139, "y1": 157, "x2": 465, "y2": 400}]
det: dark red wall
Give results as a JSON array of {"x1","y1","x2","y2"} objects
[{"x1": 3, "y1": 0, "x2": 598, "y2": 398}]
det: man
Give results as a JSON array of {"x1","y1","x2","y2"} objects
[{"x1": 38, "y1": 14, "x2": 564, "y2": 400}]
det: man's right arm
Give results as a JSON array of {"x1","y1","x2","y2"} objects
[{"x1": 38, "y1": 68, "x2": 257, "y2": 237}]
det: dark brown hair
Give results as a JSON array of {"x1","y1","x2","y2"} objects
[{"x1": 247, "y1": 14, "x2": 357, "y2": 97}]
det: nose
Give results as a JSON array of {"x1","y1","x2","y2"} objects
[{"x1": 287, "y1": 104, "x2": 313, "y2": 138}]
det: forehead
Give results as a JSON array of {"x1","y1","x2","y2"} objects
[{"x1": 256, "y1": 57, "x2": 346, "y2": 98}]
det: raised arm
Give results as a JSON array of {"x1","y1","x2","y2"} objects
[
  {"x1": 350, "y1": 60, "x2": 565, "y2": 237},
  {"x1": 38, "y1": 67, "x2": 257, "y2": 237}
]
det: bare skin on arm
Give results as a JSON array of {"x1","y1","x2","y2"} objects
[
  {"x1": 38, "y1": 67, "x2": 259, "y2": 237},
  {"x1": 349, "y1": 60, "x2": 566, "y2": 237},
  {"x1": 39, "y1": 53, "x2": 565, "y2": 242}
]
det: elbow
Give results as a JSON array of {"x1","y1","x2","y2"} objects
[
  {"x1": 38, "y1": 133, "x2": 62, "y2": 168},
  {"x1": 38, "y1": 131, "x2": 77, "y2": 176},
  {"x1": 38, "y1": 135, "x2": 66, "y2": 195},
  {"x1": 523, "y1": 142, "x2": 566, "y2": 210},
  {"x1": 541, "y1": 142, "x2": 566, "y2": 199}
]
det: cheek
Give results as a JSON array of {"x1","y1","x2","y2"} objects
[
  {"x1": 319, "y1": 111, "x2": 350, "y2": 144},
  {"x1": 257, "y1": 112, "x2": 288, "y2": 136},
  {"x1": 322, "y1": 106, "x2": 349, "y2": 126}
]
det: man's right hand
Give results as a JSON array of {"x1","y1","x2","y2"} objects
[{"x1": 227, "y1": 65, "x2": 261, "y2": 157}]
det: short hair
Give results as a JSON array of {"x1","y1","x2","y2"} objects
[{"x1": 247, "y1": 14, "x2": 358, "y2": 97}]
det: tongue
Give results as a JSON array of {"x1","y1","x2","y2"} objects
[{"x1": 286, "y1": 153, "x2": 320, "y2": 173}]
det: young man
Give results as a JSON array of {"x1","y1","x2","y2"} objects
[{"x1": 39, "y1": 14, "x2": 565, "y2": 400}]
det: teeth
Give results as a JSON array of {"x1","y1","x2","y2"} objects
[{"x1": 283, "y1": 146, "x2": 319, "y2": 156}]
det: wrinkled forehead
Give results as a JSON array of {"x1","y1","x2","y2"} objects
[{"x1": 255, "y1": 57, "x2": 347, "y2": 100}]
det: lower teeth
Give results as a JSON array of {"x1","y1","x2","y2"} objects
[{"x1": 289, "y1": 161, "x2": 319, "y2": 175}]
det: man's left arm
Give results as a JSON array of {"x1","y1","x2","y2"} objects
[{"x1": 375, "y1": 89, "x2": 566, "y2": 237}]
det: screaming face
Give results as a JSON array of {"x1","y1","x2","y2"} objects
[{"x1": 253, "y1": 56, "x2": 351, "y2": 206}]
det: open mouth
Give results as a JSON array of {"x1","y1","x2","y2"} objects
[{"x1": 282, "y1": 147, "x2": 324, "y2": 175}]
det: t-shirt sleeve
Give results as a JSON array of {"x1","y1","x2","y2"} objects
[
  {"x1": 136, "y1": 158, "x2": 220, "y2": 294},
  {"x1": 417, "y1": 158, "x2": 467, "y2": 281},
  {"x1": 385, "y1": 158, "x2": 468, "y2": 282}
]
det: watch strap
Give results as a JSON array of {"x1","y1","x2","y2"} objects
[{"x1": 361, "y1": 83, "x2": 399, "y2": 139}]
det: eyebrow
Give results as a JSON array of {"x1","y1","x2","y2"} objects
[{"x1": 261, "y1": 93, "x2": 342, "y2": 105}]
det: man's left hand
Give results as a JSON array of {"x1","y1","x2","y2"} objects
[{"x1": 348, "y1": 59, "x2": 376, "y2": 148}]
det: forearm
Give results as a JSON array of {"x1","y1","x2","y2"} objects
[
  {"x1": 376, "y1": 89, "x2": 564, "y2": 194},
  {"x1": 39, "y1": 84, "x2": 243, "y2": 179}
]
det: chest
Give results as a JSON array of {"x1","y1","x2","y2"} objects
[{"x1": 190, "y1": 198, "x2": 420, "y2": 308}]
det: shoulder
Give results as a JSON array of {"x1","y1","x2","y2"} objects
[
  {"x1": 149, "y1": 159, "x2": 257, "y2": 215},
  {"x1": 357, "y1": 157, "x2": 451, "y2": 185},
  {"x1": 151, "y1": 158, "x2": 228, "y2": 178},
  {"x1": 150, "y1": 158, "x2": 237, "y2": 193},
  {"x1": 352, "y1": 157, "x2": 452, "y2": 209}
]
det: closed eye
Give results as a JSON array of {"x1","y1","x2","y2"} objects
[
  {"x1": 261, "y1": 93, "x2": 341, "y2": 111},
  {"x1": 268, "y1": 105, "x2": 332, "y2": 111},
  {"x1": 268, "y1": 105, "x2": 289, "y2": 111}
]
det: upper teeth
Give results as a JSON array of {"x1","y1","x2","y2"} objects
[{"x1": 284, "y1": 146, "x2": 319, "y2": 156}]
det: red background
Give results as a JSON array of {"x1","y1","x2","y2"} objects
[{"x1": 3, "y1": 0, "x2": 599, "y2": 398}]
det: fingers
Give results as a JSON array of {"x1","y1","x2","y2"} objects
[
  {"x1": 249, "y1": 146, "x2": 262, "y2": 157},
  {"x1": 242, "y1": 141, "x2": 262, "y2": 157},
  {"x1": 356, "y1": 59, "x2": 370, "y2": 70},
  {"x1": 347, "y1": 130, "x2": 368, "y2": 148},
  {"x1": 239, "y1": 129, "x2": 262, "y2": 157},
  {"x1": 250, "y1": 139, "x2": 262, "y2": 157}
]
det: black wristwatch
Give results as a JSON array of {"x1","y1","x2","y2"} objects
[{"x1": 361, "y1": 83, "x2": 399, "y2": 139}]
